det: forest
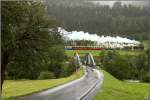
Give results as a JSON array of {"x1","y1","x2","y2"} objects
[{"x1": 46, "y1": 0, "x2": 150, "y2": 40}]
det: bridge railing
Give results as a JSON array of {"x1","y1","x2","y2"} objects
[{"x1": 74, "y1": 52, "x2": 97, "y2": 68}]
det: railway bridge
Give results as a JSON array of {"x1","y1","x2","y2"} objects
[{"x1": 74, "y1": 52, "x2": 96, "y2": 68}]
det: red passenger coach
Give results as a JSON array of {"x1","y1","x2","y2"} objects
[{"x1": 65, "y1": 46, "x2": 104, "y2": 50}]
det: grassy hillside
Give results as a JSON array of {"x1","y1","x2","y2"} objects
[
  {"x1": 2, "y1": 68, "x2": 84, "y2": 100},
  {"x1": 94, "y1": 70, "x2": 149, "y2": 100}
]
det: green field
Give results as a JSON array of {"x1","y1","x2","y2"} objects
[
  {"x1": 65, "y1": 50, "x2": 101, "y2": 57},
  {"x1": 143, "y1": 40, "x2": 149, "y2": 50},
  {"x1": 2, "y1": 68, "x2": 84, "y2": 100},
  {"x1": 117, "y1": 50, "x2": 143, "y2": 56},
  {"x1": 65, "y1": 50, "x2": 142, "y2": 57},
  {"x1": 94, "y1": 70, "x2": 149, "y2": 100}
]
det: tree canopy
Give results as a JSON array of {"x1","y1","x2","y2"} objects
[{"x1": 1, "y1": 1, "x2": 65, "y2": 88}]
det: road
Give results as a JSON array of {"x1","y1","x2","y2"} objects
[{"x1": 19, "y1": 66, "x2": 104, "y2": 100}]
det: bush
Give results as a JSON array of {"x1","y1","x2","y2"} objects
[
  {"x1": 101, "y1": 50, "x2": 149, "y2": 82},
  {"x1": 59, "y1": 62, "x2": 70, "y2": 77},
  {"x1": 38, "y1": 71, "x2": 55, "y2": 79},
  {"x1": 141, "y1": 72, "x2": 150, "y2": 82}
]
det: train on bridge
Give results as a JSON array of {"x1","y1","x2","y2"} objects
[
  {"x1": 65, "y1": 46, "x2": 104, "y2": 50},
  {"x1": 65, "y1": 45, "x2": 144, "y2": 50}
]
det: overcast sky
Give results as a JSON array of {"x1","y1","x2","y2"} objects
[{"x1": 88, "y1": 0, "x2": 150, "y2": 7}]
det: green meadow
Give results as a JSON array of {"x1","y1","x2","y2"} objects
[
  {"x1": 65, "y1": 49, "x2": 143, "y2": 57},
  {"x1": 94, "y1": 70, "x2": 150, "y2": 100},
  {"x1": 65, "y1": 50, "x2": 101, "y2": 57},
  {"x1": 143, "y1": 40, "x2": 149, "y2": 50},
  {"x1": 2, "y1": 68, "x2": 84, "y2": 100}
]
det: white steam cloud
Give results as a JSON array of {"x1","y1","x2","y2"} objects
[{"x1": 58, "y1": 27, "x2": 140, "y2": 45}]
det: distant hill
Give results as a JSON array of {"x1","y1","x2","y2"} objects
[{"x1": 45, "y1": 0, "x2": 150, "y2": 40}]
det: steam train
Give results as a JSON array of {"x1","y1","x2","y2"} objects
[
  {"x1": 65, "y1": 45, "x2": 144, "y2": 50},
  {"x1": 65, "y1": 46, "x2": 104, "y2": 50}
]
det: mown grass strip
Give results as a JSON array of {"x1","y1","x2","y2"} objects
[{"x1": 2, "y1": 68, "x2": 84, "y2": 100}]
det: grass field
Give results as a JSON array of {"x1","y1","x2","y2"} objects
[
  {"x1": 65, "y1": 50, "x2": 142, "y2": 57},
  {"x1": 143, "y1": 40, "x2": 149, "y2": 50},
  {"x1": 117, "y1": 50, "x2": 143, "y2": 56},
  {"x1": 2, "y1": 68, "x2": 84, "y2": 100},
  {"x1": 94, "y1": 70, "x2": 150, "y2": 100},
  {"x1": 65, "y1": 50, "x2": 101, "y2": 57}
]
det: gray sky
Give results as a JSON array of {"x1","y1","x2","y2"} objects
[{"x1": 88, "y1": 0, "x2": 150, "y2": 7}]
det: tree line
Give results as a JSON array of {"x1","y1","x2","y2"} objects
[
  {"x1": 46, "y1": 1, "x2": 150, "y2": 40},
  {"x1": 99, "y1": 50, "x2": 149, "y2": 82}
]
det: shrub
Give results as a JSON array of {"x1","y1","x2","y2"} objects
[
  {"x1": 38, "y1": 71, "x2": 55, "y2": 79},
  {"x1": 101, "y1": 50, "x2": 149, "y2": 82},
  {"x1": 141, "y1": 72, "x2": 150, "y2": 82},
  {"x1": 59, "y1": 62, "x2": 70, "y2": 77}
]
